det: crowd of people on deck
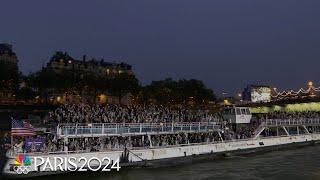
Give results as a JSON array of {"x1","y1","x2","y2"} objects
[
  {"x1": 45, "y1": 104, "x2": 320, "y2": 126},
  {"x1": 45, "y1": 104, "x2": 221, "y2": 124},
  {"x1": 7, "y1": 102, "x2": 320, "y2": 154},
  {"x1": 10, "y1": 131, "x2": 227, "y2": 153}
]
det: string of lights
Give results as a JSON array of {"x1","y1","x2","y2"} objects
[{"x1": 272, "y1": 81, "x2": 319, "y2": 98}]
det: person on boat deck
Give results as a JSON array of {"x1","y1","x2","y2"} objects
[
  {"x1": 13, "y1": 140, "x2": 24, "y2": 153},
  {"x1": 3, "y1": 133, "x2": 11, "y2": 150}
]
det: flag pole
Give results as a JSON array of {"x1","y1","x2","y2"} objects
[
  {"x1": 10, "y1": 117, "x2": 14, "y2": 155},
  {"x1": 11, "y1": 134, "x2": 13, "y2": 148}
]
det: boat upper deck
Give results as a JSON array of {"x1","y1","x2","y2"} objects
[
  {"x1": 57, "y1": 122, "x2": 220, "y2": 137},
  {"x1": 56, "y1": 118, "x2": 320, "y2": 138}
]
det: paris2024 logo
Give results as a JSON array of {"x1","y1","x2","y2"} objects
[
  {"x1": 12, "y1": 155, "x2": 121, "y2": 175},
  {"x1": 13, "y1": 154, "x2": 32, "y2": 174}
]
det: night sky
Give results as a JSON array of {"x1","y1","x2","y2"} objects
[{"x1": 1, "y1": 0, "x2": 320, "y2": 95}]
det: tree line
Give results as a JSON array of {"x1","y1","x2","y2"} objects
[{"x1": 0, "y1": 53, "x2": 216, "y2": 105}]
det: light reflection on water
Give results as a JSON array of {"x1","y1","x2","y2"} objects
[{"x1": 20, "y1": 145, "x2": 320, "y2": 180}]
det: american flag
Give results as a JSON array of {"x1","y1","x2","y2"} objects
[{"x1": 11, "y1": 118, "x2": 36, "y2": 136}]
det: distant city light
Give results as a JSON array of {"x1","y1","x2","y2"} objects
[{"x1": 223, "y1": 99, "x2": 230, "y2": 105}]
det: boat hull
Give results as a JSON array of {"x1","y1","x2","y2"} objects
[{"x1": 3, "y1": 134, "x2": 320, "y2": 178}]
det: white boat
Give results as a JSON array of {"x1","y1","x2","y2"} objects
[{"x1": 3, "y1": 107, "x2": 320, "y2": 178}]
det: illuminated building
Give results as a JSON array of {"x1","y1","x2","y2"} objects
[
  {"x1": 46, "y1": 52, "x2": 133, "y2": 77},
  {"x1": 242, "y1": 85, "x2": 272, "y2": 103}
]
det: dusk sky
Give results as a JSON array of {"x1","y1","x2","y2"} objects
[{"x1": 1, "y1": 0, "x2": 320, "y2": 95}]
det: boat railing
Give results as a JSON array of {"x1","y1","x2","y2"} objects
[
  {"x1": 9, "y1": 133, "x2": 320, "y2": 157},
  {"x1": 57, "y1": 122, "x2": 220, "y2": 137},
  {"x1": 264, "y1": 118, "x2": 320, "y2": 127}
]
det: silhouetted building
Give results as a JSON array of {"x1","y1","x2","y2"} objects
[
  {"x1": 0, "y1": 43, "x2": 18, "y2": 67},
  {"x1": 46, "y1": 51, "x2": 133, "y2": 77},
  {"x1": 0, "y1": 43, "x2": 19, "y2": 102}
]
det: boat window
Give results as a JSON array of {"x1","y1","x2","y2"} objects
[
  {"x1": 231, "y1": 108, "x2": 235, "y2": 115},
  {"x1": 241, "y1": 108, "x2": 246, "y2": 115},
  {"x1": 224, "y1": 108, "x2": 235, "y2": 115},
  {"x1": 245, "y1": 108, "x2": 251, "y2": 115},
  {"x1": 236, "y1": 108, "x2": 241, "y2": 115}
]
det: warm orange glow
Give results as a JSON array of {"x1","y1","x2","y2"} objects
[
  {"x1": 99, "y1": 94, "x2": 107, "y2": 103},
  {"x1": 224, "y1": 99, "x2": 230, "y2": 105}
]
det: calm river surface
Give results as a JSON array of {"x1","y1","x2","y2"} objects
[{"x1": 15, "y1": 145, "x2": 320, "y2": 180}]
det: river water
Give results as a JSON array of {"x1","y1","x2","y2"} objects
[{"x1": 18, "y1": 145, "x2": 320, "y2": 180}]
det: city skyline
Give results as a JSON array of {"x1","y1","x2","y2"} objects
[{"x1": 1, "y1": 0, "x2": 320, "y2": 94}]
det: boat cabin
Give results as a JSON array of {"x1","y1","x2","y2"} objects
[{"x1": 222, "y1": 106, "x2": 252, "y2": 124}]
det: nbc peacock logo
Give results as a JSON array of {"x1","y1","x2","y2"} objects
[{"x1": 13, "y1": 154, "x2": 32, "y2": 175}]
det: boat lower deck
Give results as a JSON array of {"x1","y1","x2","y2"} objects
[{"x1": 3, "y1": 133, "x2": 320, "y2": 178}]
